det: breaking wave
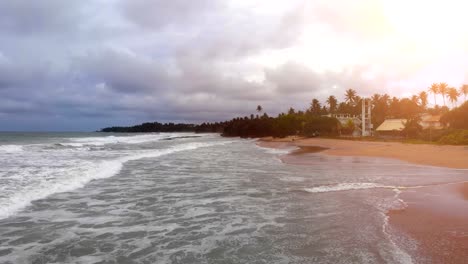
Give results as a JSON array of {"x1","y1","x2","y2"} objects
[
  {"x1": 63, "y1": 133, "x2": 197, "y2": 147},
  {"x1": 0, "y1": 145, "x2": 24, "y2": 153},
  {"x1": 304, "y1": 183, "x2": 393, "y2": 193},
  {"x1": 0, "y1": 141, "x2": 231, "y2": 220}
]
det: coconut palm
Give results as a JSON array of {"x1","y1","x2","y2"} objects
[
  {"x1": 410, "y1": 95, "x2": 419, "y2": 105},
  {"x1": 371, "y1": 93, "x2": 381, "y2": 106},
  {"x1": 381, "y1": 94, "x2": 391, "y2": 105},
  {"x1": 256, "y1": 105, "x2": 263, "y2": 113},
  {"x1": 418, "y1": 91, "x2": 428, "y2": 108},
  {"x1": 344, "y1": 89, "x2": 357, "y2": 104},
  {"x1": 460, "y1": 84, "x2": 468, "y2": 102},
  {"x1": 428, "y1": 83, "x2": 439, "y2": 106},
  {"x1": 326, "y1": 95, "x2": 338, "y2": 113},
  {"x1": 438, "y1": 82, "x2": 448, "y2": 106},
  {"x1": 447, "y1": 87, "x2": 459, "y2": 107},
  {"x1": 310, "y1": 99, "x2": 321, "y2": 115}
]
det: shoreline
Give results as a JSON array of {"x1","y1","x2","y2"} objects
[
  {"x1": 258, "y1": 136, "x2": 468, "y2": 169},
  {"x1": 388, "y1": 183, "x2": 468, "y2": 263},
  {"x1": 258, "y1": 137, "x2": 468, "y2": 263}
]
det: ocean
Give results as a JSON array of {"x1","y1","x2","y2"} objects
[{"x1": 0, "y1": 132, "x2": 467, "y2": 263}]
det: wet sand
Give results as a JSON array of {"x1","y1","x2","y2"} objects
[
  {"x1": 389, "y1": 183, "x2": 468, "y2": 264},
  {"x1": 258, "y1": 137, "x2": 468, "y2": 263}
]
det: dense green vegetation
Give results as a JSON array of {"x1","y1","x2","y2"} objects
[
  {"x1": 438, "y1": 130, "x2": 468, "y2": 145},
  {"x1": 100, "y1": 122, "x2": 224, "y2": 133},
  {"x1": 101, "y1": 84, "x2": 468, "y2": 144},
  {"x1": 221, "y1": 114, "x2": 340, "y2": 138},
  {"x1": 440, "y1": 101, "x2": 468, "y2": 129}
]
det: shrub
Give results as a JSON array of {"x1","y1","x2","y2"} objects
[
  {"x1": 441, "y1": 102, "x2": 468, "y2": 129},
  {"x1": 402, "y1": 118, "x2": 423, "y2": 139},
  {"x1": 340, "y1": 119, "x2": 355, "y2": 135},
  {"x1": 302, "y1": 116, "x2": 340, "y2": 137},
  {"x1": 419, "y1": 129, "x2": 448, "y2": 142},
  {"x1": 438, "y1": 130, "x2": 468, "y2": 145}
]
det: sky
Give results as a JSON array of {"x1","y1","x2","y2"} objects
[{"x1": 1, "y1": 0, "x2": 468, "y2": 131}]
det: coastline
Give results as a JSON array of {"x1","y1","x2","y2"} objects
[
  {"x1": 258, "y1": 137, "x2": 468, "y2": 263},
  {"x1": 257, "y1": 136, "x2": 468, "y2": 169}
]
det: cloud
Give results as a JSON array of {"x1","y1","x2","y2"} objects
[
  {"x1": 121, "y1": 0, "x2": 224, "y2": 30},
  {"x1": 0, "y1": 0, "x2": 85, "y2": 34},
  {"x1": 1, "y1": 0, "x2": 467, "y2": 131},
  {"x1": 308, "y1": 0, "x2": 392, "y2": 39},
  {"x1": 75, "y1": 48, "x2": 170, "y2": 94}
]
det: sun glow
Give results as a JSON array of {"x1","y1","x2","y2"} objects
[{"x1": 382, "y1": 0, "x2": 468, "y2": 48}]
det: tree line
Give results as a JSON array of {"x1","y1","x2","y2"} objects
[{"x1": 101, "y1": 85, "x2": 468, "y2": 143}]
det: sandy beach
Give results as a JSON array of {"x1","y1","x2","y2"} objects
[
  {"x1": 258, "y1": 136, "x2": 468, "y2": 169},
  {"x1": 258, "y1": 137, "x2": 468, "y2": 263}
]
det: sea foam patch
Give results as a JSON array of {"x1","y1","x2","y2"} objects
[
  {"x1": 0, "y1": 145, "x2": 24, "y2": 153},
  {"x1": 304, "y1": 183, "x2": 388, "y2": 193},
  {"x1": 256, "y1": 145, "x2": 297, "y2": 155},
  {"x1": 65, "y1": 133, "x2": 194, "y2": 146},
  {"x1": 0, "y1": 140, "x2": 233, "y2": 220}
]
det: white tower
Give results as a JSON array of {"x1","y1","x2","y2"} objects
[{"x1": 361, "y1": 99, "x2": 372, "y2": 136}]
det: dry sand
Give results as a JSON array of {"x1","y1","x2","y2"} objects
[
  {"x1": 258, "y1": 137, "x2": 468, "y2": 263},
  {"x1": 258, "y1": 137, "x2": 468, "y2": 169}
]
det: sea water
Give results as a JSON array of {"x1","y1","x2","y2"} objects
[{"x1": 0, "y1": 132, "x2": 467, "y2": 263}]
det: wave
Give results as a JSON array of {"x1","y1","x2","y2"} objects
[
  {"x1": 64, "y1": 133, "x2": 195, "y2": 147},
  {"x1": 0, "y1": 145, "x2": 24, "y2": 153},
  {"x1": 303, "y1": 183, "x2": 392, "y2": 193},
  {"x1": 302, "y1": 182, "x2": 433, "y2": 194},
  {"x1": 0, "y1": 141, "x2": 231, "y2": 220},
  {"x1": 256, "y1": 146, "x2": 297, "y2": 155}
]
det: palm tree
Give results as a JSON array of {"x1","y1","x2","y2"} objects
[
  {"x1": 256, "y1": 105, "x2": 263, "y2": 113},
  {"x1": 460, "y1": 84, "x2": 468, "y2": 102},
  {"x1": 418, "y1": 91, "x2": 428, "y2": 108},
  {"x1": 428, "y1": 83, "x2": 439, "y2": 106},
  {"x1": 345, "y1": 89, "x2": 357, "y2": 105},
  {"x1": 410, "y1": 95, "x2": 419, "y2": 105},
  {"x1": 310, "y1": 99, "x2": 321, "y2": 115},
  {"x1": 326, "y1": 95, "x2": 338, "y2": 113},
  {"x1": 381, "y1": 94, "x2": 390, "y2": 105},
  {"x1": 371, "y1": 93, "x2": 381, "y2": 106},
  {"x1": 438, "y1": 82, "x2": 448, "y2": 106},
  {"x1": 447, "y1": 87, "x2": 459, "y2": 107}
]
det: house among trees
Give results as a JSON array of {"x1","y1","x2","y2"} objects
[
  {"x1": 324, "y1": 114, "x2": 362, "y2": 136},
  {"x1": 375, "y1": 119, "x2": 407, "y2": 137},
  {"x1": 419, "y1": 113, "x2": 443, "y2": 130}
]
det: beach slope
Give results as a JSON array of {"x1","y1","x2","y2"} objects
[{"x1": 259, "y1": 137, "x2": 468, "y2": 169}]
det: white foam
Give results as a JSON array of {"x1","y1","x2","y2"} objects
[
  {"x1": 304, "y1": 182, "x2": 389, "y2": 193},
  {"x1": 65, "y1": 133, "x2": 192, "y2": 146},
  {"x1": 257, "y1": 146, "x2": 297, "y2": 155},
  {"x1": 279, "y1": 176, "x2": 305, "y2": 182},
  {"x1": 381, "y1": 211, "x2": 414, "y2": 264},
  {"x1": 0, "y1": 160, "x2": 123, "y2": 219},
  {"x1": 0, "y1": 145, "x2": 23, "y2": 153},
  {"x1": 0, "y1": 141, "x2": 232, "y2": 220}
]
